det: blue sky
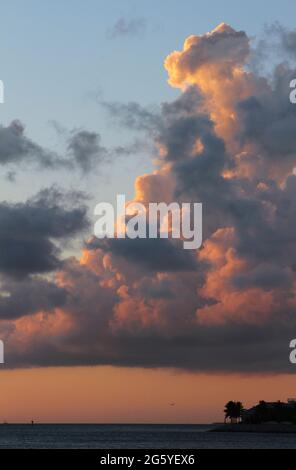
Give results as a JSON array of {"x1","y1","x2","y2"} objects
[
  {"x1": 0, "y1": 0, "x2": 296, "y2": 203},
  {"x1": 2, "y1": 0, "x2": 296, "y2": 136}
]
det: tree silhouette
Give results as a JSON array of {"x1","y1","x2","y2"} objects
[
  {"x1": 245, "y1": 400, "x2": 296, "y2": 424},
  {"x1": 224, "y1": 401, "x2": 244, "y2": 423},
  {"x1": 255, "y1": 400, "x2": 269, "y2": 423}
]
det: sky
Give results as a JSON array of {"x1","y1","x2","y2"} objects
[{"x1": 1, "y1": 0, "x2": 296, "y2": 423}]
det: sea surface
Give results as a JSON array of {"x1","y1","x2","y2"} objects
[{"x1": 0, "y1": 424, "x2": 296, "y2": 449}]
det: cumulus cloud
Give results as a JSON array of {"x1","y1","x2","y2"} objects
[
  {"x1": 1, "y1": 23, "x2": 296, "y2": 373},
  {"x1": 165, "y1": 23, "x2": 250, "y2": 87}
]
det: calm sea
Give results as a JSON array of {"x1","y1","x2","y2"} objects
[{"x1": 0, "y1": 424, "x2": 295, "y2": 449}]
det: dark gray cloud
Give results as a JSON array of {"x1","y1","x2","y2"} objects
[
  {"x1": 137, "y1": 278, "x2": 176, "y2": 300},
  {"x1": 0, "y1": 276, "x2": 67, "y2": 320},
  {"x1": 107, "y1": 17, "x2": 146, "y2": 39},
  {"x1": 100, "y1": 100, "x2": 161, "y2": 134},
  {"x1": 3, "y1": 286, "x2": 295, "y2": 373},
  {"x1": 66, "y1": 128, "x2": 152, "y2": 169},
  {"x1": 0, "y1": 187, "x2": 89, "y2": 278},
  {"x1": 0, "y1": 120, "x2": 66, "y2": 169},
  {"x1": 237, "y1": 65, "x2": 296, "y2": 159},
  {"x1": 233, "y1": 263, "x2": 294, "y2": 290},
  {"x1": 0, "y1": 121, "x2": 126, "y2": 174},
  {"x1": 264, "y1": 23, "x2": 296, "y2": 60},
  {"x1": 67, "y1": 130, "x2": 107, "y2": 173},
  {"x1": 87, "y1": 237, "x2": 198, "y2": 272},
  {"x1": 249, "y1": 23, "x2": 296, "y2": 75}
]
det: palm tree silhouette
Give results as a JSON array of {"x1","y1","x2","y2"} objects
[{"x1": 224, "y1": 401, "x2": 244, "y2": 423}]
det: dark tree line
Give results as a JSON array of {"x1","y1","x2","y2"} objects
[
  {"x1": 244, "y1": 400, "x2": 296, "y2": 424},
  {"x1": 224, "y1": 400, "x2": 296, "y2": 424}
]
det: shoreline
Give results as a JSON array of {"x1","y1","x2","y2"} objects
[{"x1": 210, "y1": 423, "x2": 296, "y2": 433}]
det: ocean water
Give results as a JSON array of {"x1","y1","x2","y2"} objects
[{"x1": 0, "y1": 424, "x2": 295, "y2": 449}]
